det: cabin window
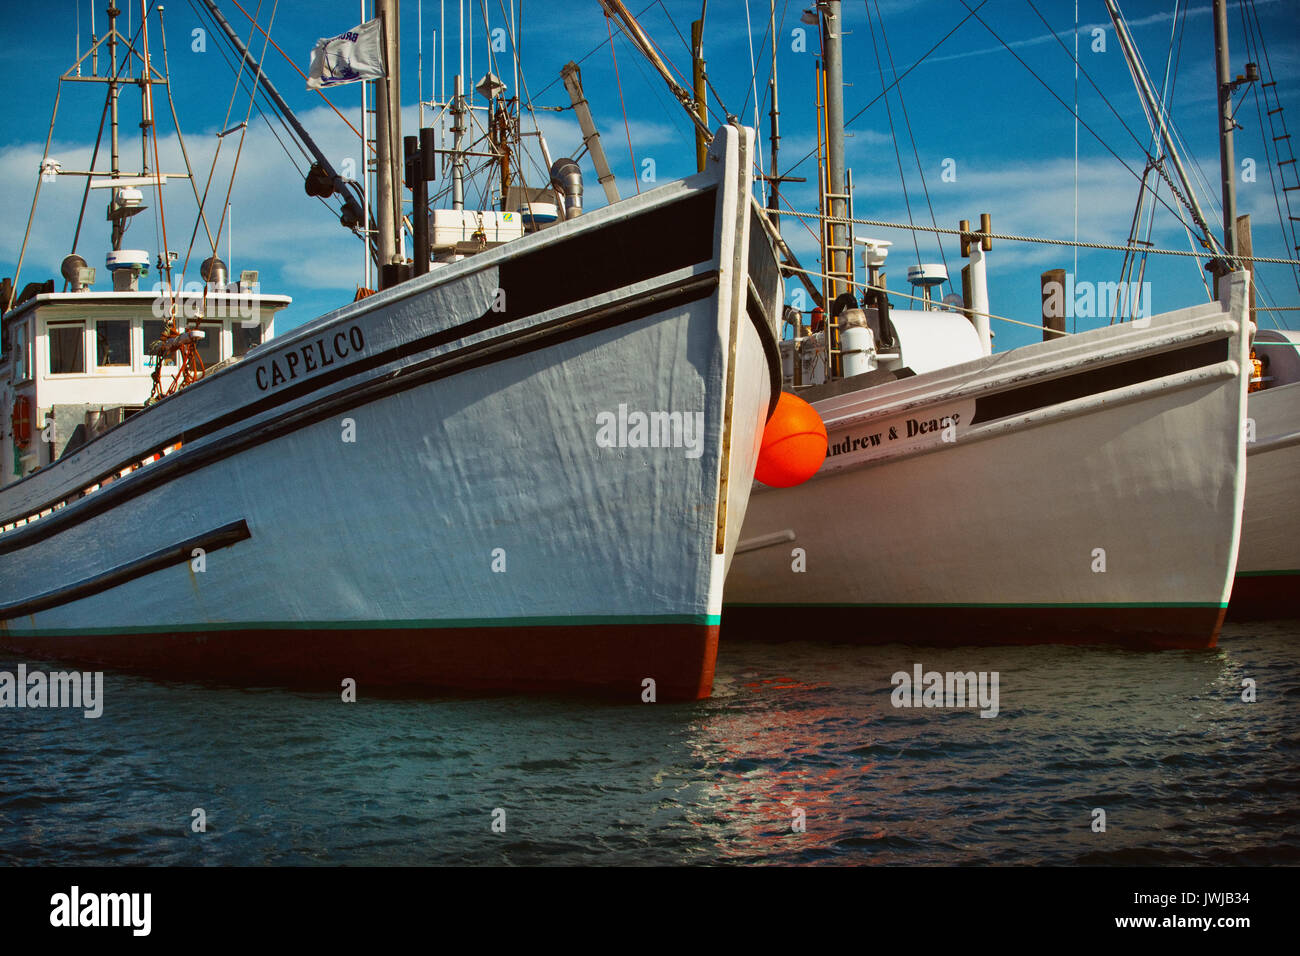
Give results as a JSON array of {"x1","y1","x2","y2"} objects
[
  {"x1": 195, "y1": 321, "x2": 223, "y2": 369},
  {"x1": 48, "y1": 321, "x2": 86, "y2": 374},
  {"x1": 142, "y1": 320, "x2": 177, "y2": 366},
  {"x1": 233, "y1": 319, "x2": 263, "y2": 357},
  {"x1": 13, "y1": 320, "x2": 31, "y2": 382},
  {"x1": 96, "y1": 319, "x2": 132, "y2": 367}
]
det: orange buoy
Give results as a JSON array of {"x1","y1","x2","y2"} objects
[{"x1": 755, "y1": 392, "x2": 827, "y2": 487}]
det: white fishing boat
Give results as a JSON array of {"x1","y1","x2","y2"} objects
[
  {"x1": 726, "y1": 269, "x2": 1251, "y2": 648},
  {"x1": 1235, "y1": 329, "x2": 1300, "y2": 617},
  {"x1": 723, "y1": 0, "x2": 1253, "y2": 650},
  {"x1": 1097, "y1": 0, "x2": 1300, "y2": 620},
  {"x1": 0, "y1": 2, "x2": 783, "y2": 699}
]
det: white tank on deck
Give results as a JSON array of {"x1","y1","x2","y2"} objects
[
  {"x1": 839, "y1": 309, "x2": 877, "y2": 378},
  {"x1": 885, "y1": 308, "x2": 984, "y2": 375}
]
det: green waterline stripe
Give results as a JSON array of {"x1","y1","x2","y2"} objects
[
  {"x1": 723, "y1": 602, "x2": 1229, "y2": 610},
  {"x1": 0, "y1": 613, "x2": 721, "y2": 637},
  {"x1": 1235, "y1": 569, "x2": 1300, "y2": 578}
]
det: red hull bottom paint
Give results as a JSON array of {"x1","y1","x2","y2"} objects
[
  {"x1": 722, "y1": 606, "x2": 1225, "y2": 650},
  {"x1": 1227, "y1": 574, "x2": 1300, "y2": 621},
  {"x1": 0, "y1": 623, "x2": 720, "y2": 701}
]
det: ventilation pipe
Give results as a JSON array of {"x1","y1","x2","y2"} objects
[{"x1": 550, "y1": 158, "x2": 584, "y2": 221}]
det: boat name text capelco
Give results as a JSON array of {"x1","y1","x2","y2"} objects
[{"x1": 254, "y1": 325, "x2": 366, "y2": 391}]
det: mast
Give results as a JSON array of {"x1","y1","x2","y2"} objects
[
  {"x1": 821, "y1": 0, "x2": 847, "y2": 304},
  {"x1": 374, "y1": 0, "x2": 400, "y2": 271},
  {"x1": 108, "y1": 3, "x2": 122, "y2": 249},
  {"x1": 692, "y1": 17, "x2": 707, "y2": 172},
  {"x1": 362, "y1": 0, "x2": 371, "y2": 289},
  {"x1": 1212, "y1": 0, "x2": 1238, "y2": 261},
  {"x1": 767, "y1": 0, "x2": 779, "y2": 231}
]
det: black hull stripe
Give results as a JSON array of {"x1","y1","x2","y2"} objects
[
  {"x1": 0, "y1": 520, "x2": 251, "y2": 619},
  {"x1": 0, "y1": 279, "x2": 719, "y2": 556},
  {"x1": 192, "y1": 188, "x2": 719, "y2": 451},
  {"x1": 2, "y1": 188, "x2": 720, "y2": 526},
  {"x1": 721, "y1": 603, "x2": 1224, "y2": 649},
  {"x1": 971, "y1": 338, "x2": 1230, "y2": 425}
]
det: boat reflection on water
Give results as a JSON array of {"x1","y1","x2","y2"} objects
[
  {"x1": 670, "y1": 633, "x2": 1288, "y2": 865},
  {"x1": 1, "y1": 626, "x2": 1294, "y2": 866}
]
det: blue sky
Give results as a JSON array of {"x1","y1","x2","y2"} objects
[{"x1": 4, "y1": 0, "x2": 1298, "y2": 352}]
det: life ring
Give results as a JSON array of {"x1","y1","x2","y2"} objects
[{"x1": 10, "y1": 395, "x2": 31, "y2": 447}]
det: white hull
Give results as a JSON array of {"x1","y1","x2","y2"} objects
[
  {"x1": 1233, "y1": 374, "x2": 1300, "y2": 617},
  {"x1": 0, "y1": 127, "x2": 782, "y2": 699},
  {"x1": 725, "y1": 273, "x2": 1252, "y2": 648}
]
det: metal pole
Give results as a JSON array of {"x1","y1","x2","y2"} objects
[
  {"x1": 452, "y1": 74, "x2": 466, "y2": 210},
  {"x1": 561, "y1": 62, "x2": 620, "y2": 204},
  {"x1": 1212, "y1": 0, "x2": 1237, "y2": 260},
  {"x1": 390, "y1": 0, "x2": 404, "y2": 258},
  {"x1": 405, "y1": 134, "x2": 428, "y2": 276}
]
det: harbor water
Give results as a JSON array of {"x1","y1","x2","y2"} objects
[{"x1": 1, "y1": 620, "x2": 1297, "y2": 866}]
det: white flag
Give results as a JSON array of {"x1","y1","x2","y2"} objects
[{"x1": 306, "y1": 19, "x2": 386, "y2": 89}]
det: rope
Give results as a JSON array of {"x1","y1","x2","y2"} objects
[
  {"x1": 774, "y1": 208, "x2": 1300, "y2": 265},
  {"x1": 783, "y1": 264, "x2": 1071, "y2": 337},
  {"x1": 532, "y1": 0, "x2": 659, "y2": 101},
  {"x1": 224, "y1": 0, "x2": 370, "y2": 150},
  {"x1": 875, "y1": 0, "x2": 948, "y2": 282},
  {"x1": 864, "y1": 0, "x2": 922, "y2": 271}
]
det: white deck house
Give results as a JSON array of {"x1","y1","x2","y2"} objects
[{"x1": 2, "y1": 271, "x2": 290, "y2": 486}]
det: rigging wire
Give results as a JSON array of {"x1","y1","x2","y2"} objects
[
  {"x1": 532, "y1": 0, "x2": 660, "y2": 100},
  {"x1": 1023, "y1": 0, "x2": 1178, "y2": 171},
  {"x1": 606, "y1": 15, "x2": 642, "y2": 194},
  {"x1": 183, "y1": 0, "x2": 346, "y2": 261},
  {"x1": 223, "y1": 0, "x2": 371, "y2": 148},
  {"x1": 867, "y1": 0, "x2": 949, "y2": 285},
  {"x1": 861, "y1": 4, "x2": 921, "y2": 268},
  {"x1": 781, "y1": 0, "x2": 992, "y2": 181},
  {"x1": 158, "y1": 3, "x2": 218, "y2": 256}
]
